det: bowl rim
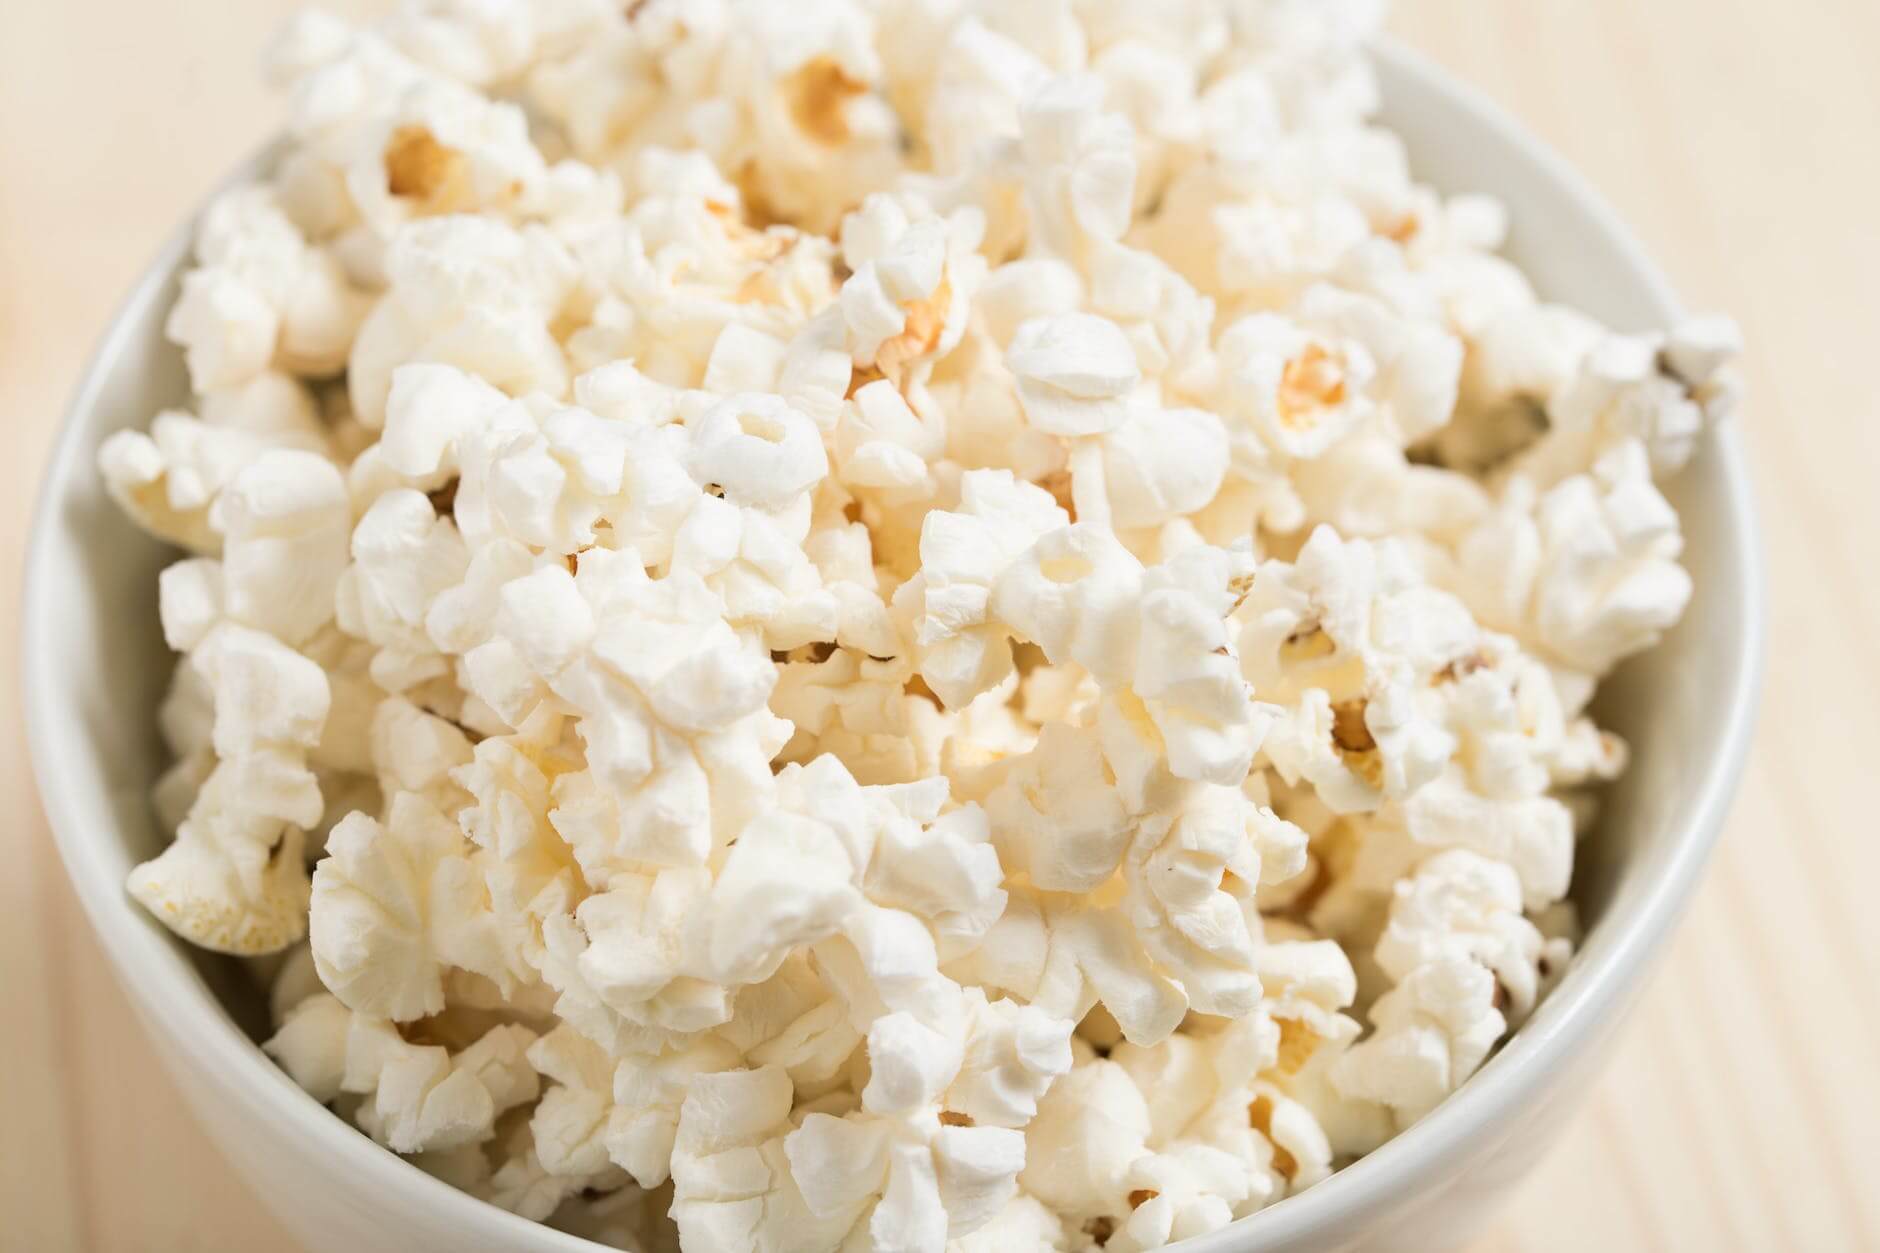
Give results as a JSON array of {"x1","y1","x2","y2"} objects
[{"x1": 21, "y1": 35, "x2": 1765, "y2": 1252}]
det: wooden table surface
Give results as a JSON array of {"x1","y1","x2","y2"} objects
[{"x1": 4, "y1": 2, "x2": 1876, "y2": 1249}]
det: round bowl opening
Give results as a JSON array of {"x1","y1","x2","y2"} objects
[{"x1": 22, "y1": 37, "x2": 1763, "y2": 1253}]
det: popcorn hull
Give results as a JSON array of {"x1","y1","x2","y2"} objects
[{"x1": 24, "y1": 41, "x2": 1762, "y2": 1253}]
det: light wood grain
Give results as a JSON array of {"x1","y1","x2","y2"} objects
[{"x1": 4, "y1": 2, "x2": 1876, "y2": 1250}]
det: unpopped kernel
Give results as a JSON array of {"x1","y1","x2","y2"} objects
[{"x1": 104, "y1": 1, "x2": 1740, "y2": 1248}]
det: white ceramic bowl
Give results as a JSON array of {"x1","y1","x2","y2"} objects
[{"x1": 23, "y1": 39, "x2": 1763, "y2": 1253}]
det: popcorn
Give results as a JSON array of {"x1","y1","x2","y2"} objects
[
  {"x1": 530, "y1": 1023, "x2": 685, "y2": 1181},
  {"x1": 1214, "y1": 313, "x2": 1375, "y2": 462},
  {"x1": 668, "y1": 1066, "x2": 861, "y2": 1253},
  {"x1": 685, "y1": 392, "x2": 829, "y2": 511},
  {"x1": 1372, "y1": 849, "x2": 1553, "y2": 1019},
  {"x1": 1007, "y1": 312, "x2": 1141, "y2": 438},
  {"x1": 776, "y1": 989, "x2": 1068, "y2": 1246},
  {"x1": 903, "y1": 468, "x2": 1069, "y2": 707},
  {"x1": 948, "y1": 1193, "x2": 1067, "y2": 1253},
  {"x1": 334, "y1": 486, "x2": 469, "y2": 689},
  {"x1": 108, "y1": 2, "x2": 1740, "y2": 1245},
  {"x1": 1327, "y1": 850, "x2": 1554, "y2": 1126},
  {"x1": 1240, "y1": 526, "x2": 1472, "y2": 811},
  {"x1": 348, "y1": 216, "x2": 576, "y2": 427},
  {"x1": 1091, "y1": 404, "x2": 1231, "y2": 531},
  {"x1": 1448, "y1": 439, "x2": 1692, "y2": 676},
  {"x1": 452, "y1": 719, "x2": 583, "y2": 968},
  {"x1": 214, "y1": 448, "x2": 354, "y2": 646},
  {"x1": 482, "y1": 1129, "x2": 608, "y2": 1222},
  {"x1": 986, "y1": 724, "x2": 1132, "y2": 893},
  {"x1": 99, "y1": 373, "x2": 333, "y2": 554},
  {"x1": 1330, "y1": 955, "x2": 1504, "y2": 1127},
  {"x1": 309, "y1": 791, "x2": 518, "y2": 1021},
  {"x1": 1018, "y1": 76, "x2": 1139, "y2": 272},
  {"x1": 837, "y1": 194, "x2": 987, "y2": 383},
  {"x1": 1020, "y1": 1058, "x2": 1151, "y2": 1221},
  {"x1": 167, "y1": 186, "x2": 373, "y2": 390},
  {"x1": 264, "y1": 991, "x2": 540, "y2": 1153},
  {"x1": 126, "y1": 773, "x2": 316, "y2": 956},
  {"x1": 1513, "y1": 320, "x2": 1743, "y2": 487},
  {"x1": 1108, "y1": 1143, "x2": 1256, "y2": 1250}
]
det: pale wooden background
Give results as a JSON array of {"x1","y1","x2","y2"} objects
[{"x1": 4, "y1": 2, "x2": 1876, "y2": 1249}]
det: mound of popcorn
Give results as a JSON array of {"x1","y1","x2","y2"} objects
[{"x1": 102, "y1": 1, "x2": 1741, "y2": 1248}]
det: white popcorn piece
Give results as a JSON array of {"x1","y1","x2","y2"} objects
[
  {"x1": 1019, "y1": 75, "x2": 1138, "y2": 272},
  {"x1": 264, "y1": 991, "x2": 539, "y2": 1154},
  {"x1": 1007, "y1": 313, "x2": 1141, "y2": 438},
  {"x1": 1441, "y1": 303, "x2": 1603, "y2": 473},
  {"x1": 991, "y1": 524, "x2": 1144, "y2": 687},
  {"x1": 986, "y1": 723, "x2": 1132, "y2": 894},
  {"x1": 1514, "y1": 319, "x2": 1743, "y2": 487},
  {"x1": 947, "y1": 1192, "x2": 1067, "y2": 1253},
  {"x1": 128, "y1": 808, "x2": 313, "y2": 957},
  {"x1": 452, "y1": 720, "x2": 582, "y2": 971},
  {"x1": 191, "y1": 623, "x2": 332, "y2": 758},
  {"x1": 607, "y1": 1035, "x2": 746, "y2": 1188},
  {"x1": 1331, "y1": 954, "x2": 1505, "y2": 1128},
  {"x1": 779, "y1": 988, "x2": 1065, "y2": 1246},
  {"x1": 1328, "y1": 852, "x2": 1549, "y2": 1127},
  {"x1": 1120, "y1": 783, "x2": 1267, "y2": 1022},
  {"x1": 349, "y1": 216, "x2": 575, "y2": 427},
  {"x1": 1240, "y1": 526, "x2": 1471, "y2": 812},
  {"x1": 213, "y1": 448, "x2": 353, "y2": 647},
  {"x1": 685, "y1": 392, "x2": 829, "y2": 512},
  {"x1": 1296, "y1": 282, "x2": 1462, "y2": 445},
  {"x1": 1126, "y1": 542, "x2": 1269, "y2": 785},
  {"x1": 483, "y1": 1128, "x2": 602, "y2": 1223},
  {"x1": 533, "y1": 866, "x2": 728, "y2": 1047},
  {"x1": 166, "y1": 186, "x2": 373, "y2": 391},
  {"x1": 906, "y1": 468, "x2": 1069, "y2": 708},
  {"x1": 507, "y1": 556, "x2": 784, "y2": 872},
  {"x1": 349, "y1": 84, "x2": 552, "y2": 237},
  {"x1": 309, "y1": 791, "x2": 516, "y2": 1021},
  {"x1": 1215, "y1": 312, "x2": 1375, "y2": 463},
  {"x1": 99, "y1": 372, "x2": 332, "y2": 554},
  {"x1": 913, "y1": 17, "x2": 1050, "y2": 183},
  {"x1": 377, "y1": 361, "x2": 511, "y2": 482},
  {"x1": 946, "y1": 990, "x2": 1076, "y2": 1129},
  {"x1": 1094, "y1": 404, "x2": 1231, "y2": 532},
  {"x1": 1290, "y1": 432, "x2": 1489, "y2": 545},
  {"x1": 785, "y1": 1107, "x2": 1027, "y2": 1247},
  {"x1": 835, "y1": 378, "x2": 948, "y2": 501},
  {"x1": 130, "y1": 596, "x2": 331, "y2": 955},
  {"x1": 369, "y1": 695, "x2": 474, "y2": 811},
  {"x1": 1398, "y1": 773, "x2": 1574, "y2": 912},
  {"x1": 978, "y1": 259, "x2": 1085, "y2": 350},
  {"x1": 768, "y1": 647, "x2": 940, "y2": 786},
  {"x1": 376, "y1": 1, "x2": 553, "y2": 89},
  {"x1": 1107, "y1": 1142, "x2": 1253, "y2": 1251},
  {"x1": 1373, "y1": 849, "x2": 1552, "y2": 1020},
  {"x1": 334, "y1": 487, "x2": 469, "y2": 689},
  {"x1": 837, "y1": 193, "x2": 986, "y2": 382},
  {"x1": 970, "y1": 705, "x2": 1303, "y2": 1042},
  {"x1": 527, "y1": 1023, "x2": 707, "y2": 1185},
  {"x1": 668, "y1": 1066, "x2": 860, "y2": 1253},
  {"x1": 361, "y1": 1017, "x2": 541, "y2": 1153},
  {"x1": 1450, "y1": 439, "x2": 1692, "y2": 677},
  {"x1": 1020, "y1": 1058, "x2": 1151, "y2": 1221}
]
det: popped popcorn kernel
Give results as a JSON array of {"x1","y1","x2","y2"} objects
[{"x1": 102, "y1": 0, "x2": 1740, "y2": 1246}]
